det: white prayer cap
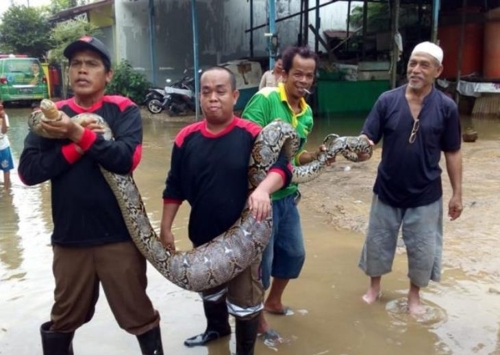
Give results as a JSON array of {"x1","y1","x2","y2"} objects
[{"x1": 411, "y1": 41, "x2": 443, "y2": 64}]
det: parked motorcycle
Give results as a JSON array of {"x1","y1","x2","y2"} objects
[
  {"x1": 144, "y1": 69, "x2": 198, "y2": 116},
  {"x1": 143, "y1": 87, "x2": 165, "y2": 114}
]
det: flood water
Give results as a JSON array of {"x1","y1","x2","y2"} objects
[{"x1": 1, "y1": 108, "x2": 500, "y2": 355}]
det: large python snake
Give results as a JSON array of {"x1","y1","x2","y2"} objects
[
  {"x1": 29, "y1": 99, "x2": 371, "y2": 292},
  {"x1": 290, "y1": 133, "x2": 372, "y2": 184}
]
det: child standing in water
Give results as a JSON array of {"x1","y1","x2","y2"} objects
[{"x1": 0, "y1": 102, "x2": 14, "y2": 189}]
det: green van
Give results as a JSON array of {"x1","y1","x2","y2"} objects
[{"x1": 0, "y1": 57, "x2": 49, "y2": 105}]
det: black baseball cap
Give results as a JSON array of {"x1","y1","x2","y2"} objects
[{"x1": 64, "y1": 36, "x2": 112, "y2": 68}]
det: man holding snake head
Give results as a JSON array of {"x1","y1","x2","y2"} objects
[{"x1": 18, "y1": 36, "x2": 163, "y2": 354}]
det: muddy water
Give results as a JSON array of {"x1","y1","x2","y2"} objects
[{"x1": 1, "y1": 109, "x2": 500, "y2": 354}]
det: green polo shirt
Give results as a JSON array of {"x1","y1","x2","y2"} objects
[{"x1": 242, "y1": 83, "x2": 314, "y2": 200}]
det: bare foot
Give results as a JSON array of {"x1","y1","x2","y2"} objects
[
  {"x1": 362, "y1": 288, "x2": 381, "y2": 304},
  {"x1": 408, "y1": 283, "x2": 424, "y2": 316},
  {"x1": 257, "y1": 313, "x2": 269, "y2": 334},
  {"x1": 408, "y1": 299, "x2": 425, "y2": 316},
  {"x1": 264, "y1": 301, "x2": 286, "y2": 314}
]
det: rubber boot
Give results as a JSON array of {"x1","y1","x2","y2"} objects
[
  {"x1": 184, "y1": 300, "x2": 231, "y2": 347},
  {"x1": 40, "y1": 321, "x2": 74, "y2": 355},
  {"x1": 137, "y1": 326, "x2": 164, "y2": 355},
  {"x1": 235, "y1": 315, "x2": 260, "y2": 355}
]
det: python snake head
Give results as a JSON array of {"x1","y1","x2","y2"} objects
[
  {"x1": 40, "y1": 99, "x2": 62, "y2": 122},
  {"x1": 322, "y1": 133, "x2": 343, "y2": 159}
]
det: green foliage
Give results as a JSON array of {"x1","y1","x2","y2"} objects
[
  {"x1": 49, "y1": 19, "x2": 100, "y2": 64},
  {"x1": 106, "y1": 60, "x2": 151, "y2": 104},
  {"x1": 0, "y1": 5, "x2": 53, "y2": 58}
]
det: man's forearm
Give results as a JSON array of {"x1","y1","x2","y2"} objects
[
  {"x1": 297, "y1": 150, "x2": 317, "y2": 165},
  {"x1": 160, "y1": 202, "x2": 181, "y2": 232},
  {"x1": 445, "y1": 150, "x2": 463, "y2": 197},
  {"x1": 256, "y1": 171, "x2": 285, "y2": 195}
]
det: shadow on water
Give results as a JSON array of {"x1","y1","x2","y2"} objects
[{"x1": 1, "y1": 108, "x2": 500, "y2": 354}]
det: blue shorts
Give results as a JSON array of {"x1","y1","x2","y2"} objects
[
  {"x1": 260, "y1": 193, "x2": 305, "y2": 289},
  {"x1": 358, "y1": 194, "x2": 443, "y2": 288},
  {"x1": 0, "y1": 146, "x2": 14, "y2": 172}
]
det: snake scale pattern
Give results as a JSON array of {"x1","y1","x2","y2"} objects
[{"x1": 29, "y1": 99, "x2": 372, "y2": 292}]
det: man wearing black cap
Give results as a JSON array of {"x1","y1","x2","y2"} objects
[{"x1": 18, "y1": 36, "x2": 164, "y2": 355}]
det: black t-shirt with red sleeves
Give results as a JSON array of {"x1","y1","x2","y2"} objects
[
  {"x1": 163, "y1": 116, "x2": 291, "y2": 247},
  {"x1": 18, "y1": 96, "x2": 142, "y2": 247}
]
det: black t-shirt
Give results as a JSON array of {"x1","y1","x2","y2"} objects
[
  {"x1": 163, "y1": 117, "x2": 291, "y2": 246},
  {"x1": 361, "y1": 86, "x2": 461, "y2": 208},
  {"x1": 18, "y1": 96, "x2": 142, "y2": 246}
]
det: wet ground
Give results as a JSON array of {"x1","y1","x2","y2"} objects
[{"x1": 1, "y1": 108, "x2": 500, "y2": 354}]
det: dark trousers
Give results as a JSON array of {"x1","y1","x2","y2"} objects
[{"x1": 50, "y1": 241, "x2": 160, "y2": 335}]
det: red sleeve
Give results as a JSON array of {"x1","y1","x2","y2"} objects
[{"x1": 61, "y1": 143, "x2": 83, "y2": 164}]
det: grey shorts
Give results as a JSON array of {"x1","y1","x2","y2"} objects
[{"x1": 358, "y1": 194, "x2": 443, "y2": 288}]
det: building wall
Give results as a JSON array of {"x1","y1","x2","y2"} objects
[
  {"x1": 114, "y1": 0, "x2": 361, "y2": 86},
  {"x1": 88, "y1": 4, "x2": 115, "y2": 64}
]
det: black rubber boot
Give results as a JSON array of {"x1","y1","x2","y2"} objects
[
  {"x1": 137, "y1": 326, "x2": 164, "y2": 355},
  {"x1": 40, "y1": 321, "x2": 74, "y2": 355},
  {"x1": 235, "y1": 315, "x2": 260, "y2": 355},
  {"x1": 184, "y1": 300, "x2": 231, "y2": 347}
]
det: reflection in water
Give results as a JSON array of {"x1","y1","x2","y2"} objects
[
  {"x1": 1, "y1": 109, "x2": 500, "y2": 354},
  {"x1": 0, "y1": 193, "x2": 23, "y2": 273},
  {"x1": 0, "y1": 109, "x2": 53, "y2": 279}
]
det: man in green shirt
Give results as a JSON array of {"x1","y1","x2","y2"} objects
[{"x1": 242, "y1": 46, "x2": 330, "y2": 335}]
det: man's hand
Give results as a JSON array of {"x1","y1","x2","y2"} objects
[
  {"x1": 316, "y1": 144, "x2": 336, "y2": 166},
  {"x1": 40, "y1": 112, "x2": 84, "y2": 142},
  {"x1": 356, "y1": 134, "x2": 374, "y2": 162},
  {"x1": 80, "y1": 116, "x2": 106, "y2": 134},
  {"x1": 248, "y1": 187, "x2": 272, "y2": 222},
  {"x1": 448, "y1": 195, "x2": 463, "y2": 221},
  {"x1": 159, "y1": 229, "x2": 176, "y2": 251}
]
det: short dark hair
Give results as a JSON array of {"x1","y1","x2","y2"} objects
[
  {"x1": 201, "y1": 66, "x2": 237, "y2": 91},
  {"x1": 276, "y1": 54, "x2": 282, "y2": 60},
  {"x1": 281, "y1": 46, "x2": 318, "y2": 73}
]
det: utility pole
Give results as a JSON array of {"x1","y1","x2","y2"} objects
[
  {"x1": 390, "y1": 0, "x2": 401, "y2": 89},
  {"x1": 268, "y1": 0, "x2": 276, "y2": 70},
  {"x1": 190, "y1": 0, "x2": 200, "y2": 121}
]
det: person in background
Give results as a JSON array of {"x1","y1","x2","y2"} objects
[
  {"x1": 0, "y1": 102, "x2": 14, "y2": 189},
  {"x1": 259, "y1": 55, "x2": 283, "y2": 90},
  {"x1": 18, "y1": 36, "x2": 163, "y2": 355},
  {"x1": 358, "y1": 41, "x2": 463, "y2": 315}
]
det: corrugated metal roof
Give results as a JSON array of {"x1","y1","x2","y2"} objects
[{"x1": 49, "y1": 0, "x2": 114, "y2": 22}]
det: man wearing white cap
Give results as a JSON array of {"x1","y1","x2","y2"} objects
[{"x1": 356, "y1": 41, "x2": 463, "y2": 315}]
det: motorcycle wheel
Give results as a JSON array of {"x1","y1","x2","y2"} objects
[{"x1": 147, "y1": 99, "x2": 163, "y2": 114}]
